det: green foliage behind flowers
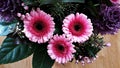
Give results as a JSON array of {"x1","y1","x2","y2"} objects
[
  {"x1": 74, "y1": 34, "x2": 104, "y2": 58},
  {"x1": 74, "y1": 34, "x2": 105, "y2": 63},
  {"x1": 22, "y1": 0, "x2": 85, "y2": 5}
]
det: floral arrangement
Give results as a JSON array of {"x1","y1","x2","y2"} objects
[{"x1": 0, "y1": 0, "x2": 119, "y2": 68}]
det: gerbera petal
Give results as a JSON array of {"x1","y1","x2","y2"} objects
[
  {"x1": 25, "y1": 13, "x2": 32, "y2": 21},
  {"x1": 30, "y1": 9, "x2": 38, "y2": 17},
  {"x1": 66, "y1": 14, "x2": 75, "y2": 21},
  {"x1": 110, "y1": 0, "x2": 120, "y2": 4}
]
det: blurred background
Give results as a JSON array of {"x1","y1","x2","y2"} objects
[{"x1": 0, "y1": 31, "x2": 120, "y2": 68}]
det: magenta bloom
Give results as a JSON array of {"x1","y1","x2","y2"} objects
[
  {"x1": 47, "y1": 35, "x2": 76, "y2": 63},
  {"x1": 110, "y1": 0, "x2": 120, "y2": 4},
  {"x1": 23, "y1": 8, "x2": 55, "y2": 43},
  {"x1": 62, "y1": 13, "x2": 93, "y2": 43}
]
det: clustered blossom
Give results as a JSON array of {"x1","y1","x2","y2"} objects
[
  {"x1": 93, "y1": 4, "x2": 120, "y2": 34},
  {"x1": 47, "y1": 35, "x2": 76, "y2": 63},
  {"x1": 21, "y1": 8, "x2": 95, "y2": 63},
  {"x1": 0, "y1": 0, "x2": 22, "y2": 21},
  {"x1": 23, "y1": 8, "x2": 55, "y2": 43},
  {"x1": 75, "y1": 56, "x2": 98, "y2": 65},
  {"x1": 62, "y1": 13, "x2": 93, "y2": 43},
  {"x1": 1, "y1": 0, "x2": 115, "y2": 65}
]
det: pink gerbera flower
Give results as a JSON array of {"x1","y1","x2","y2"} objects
[
  {"x1": 23, "y1": 8, "x2": 55, "y2": 43},
  {"x1": 47, "y1": 35, "x2": 76, "y2": 64},
  {"x1": 62, "y1": 13, "x2": 93, "y2": 43},
  {"x1": 110, "y1": 0, "x2": 120, "y2": 4}
]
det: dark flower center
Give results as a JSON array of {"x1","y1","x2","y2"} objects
[
  {"x1": 74, "y1": 24, "x2": 81, "y2": 31},
  {"x1": 58, "y1": 44, "x2": 65, "y2": 52},
  {"x1": 35, "y1": 22, "x2": 43, "y2": 31}
]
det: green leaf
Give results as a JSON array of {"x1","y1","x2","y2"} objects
[
  {"x1": 33, "y1": 44, "x2": 54, "y2": 68},
  {"x1": 0, "y1": 20, "x2": 17, "y2": 36},
  {"x1": 40, "y1": 0, "x2": 58, "y2": 5},
  {"x1": 22, "y1": 0, "x2": 85, "y2": 6},
  {"x1": 62, "y1": 0, "x2": 85, "y2": 3},
  {"x1": 22, "y1": 0, "x2": 37, "y2": 5},
  {"x1": 23, "y1": 0, "x2": 85, "y2": 5},
  {"x1": 86, "y1": 1, "x2": 99, "y2": 17},
  {"x1": 0, "y1": 37, "x2": 34, "y2": 64}
]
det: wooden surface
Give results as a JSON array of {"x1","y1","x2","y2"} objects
[{"x1": 0, "y1": 31, "x2": 120, "y2": 68}]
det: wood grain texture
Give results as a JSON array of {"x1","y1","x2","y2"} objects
[{"x1": 0, "y1": 31, "x2": 120, "y2": 68}]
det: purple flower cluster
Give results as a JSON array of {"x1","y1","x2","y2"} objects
[
  {"x1": 0, "y1": 0, "x2": 22, "y2": 22},
  {"x1": 93, "y1": 4, "x2": 120, "y2": 35}
]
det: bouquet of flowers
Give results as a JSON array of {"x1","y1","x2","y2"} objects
[{"x1": 0, "y1": 0, "x2": 119, "y2": 68}]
